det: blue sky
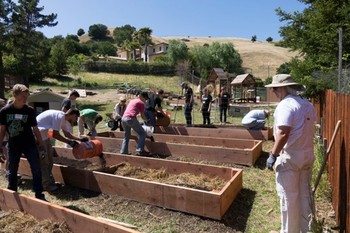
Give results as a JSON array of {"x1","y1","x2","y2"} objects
[{"x1": 38, "y1": 0, "x2": 306, "y2": 41}]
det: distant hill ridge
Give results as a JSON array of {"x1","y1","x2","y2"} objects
[{"x1": 81, "y1": 31, "x2": 299, "y2": 80}]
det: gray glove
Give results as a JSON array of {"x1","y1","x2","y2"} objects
[
  {"x1": 38, "y1": 145, "x2": 46, "y2": 159},
  {"x1": 266, "y1": 153, "x2": 277, "y2": 170},
  {"x1": 67, "y1": 140, "x2": 79, "y2": 148}
]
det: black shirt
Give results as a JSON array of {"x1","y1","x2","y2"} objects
[
  {"x1": 185, "y1": 87, "x2": 193, "y2": 104},
  {"x1": 219, "y1": 92, "x2": 231, "y2": 107},
  {"x1": 0, "y1": 104, "x2": 38, "y2": 149}
]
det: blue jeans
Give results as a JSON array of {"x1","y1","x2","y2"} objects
[
  {"x1": 243, "y1": 120, "x2": 266, "y2": 130},
  {"x1": 8, "y1": 145, "x2": 43, "y2": 196},
  {"x1": 144, "y1": 110, "x2": 156, "y2": 127},
  {"x1": 184, "y1": 103, "x2": 193, "y2": 126},
  {"x1": 120, "y1": 117, "x2": 146, "y2": 154}
]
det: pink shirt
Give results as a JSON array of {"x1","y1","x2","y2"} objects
[{"x1": 122, "y1": 98, "x2": 145, "y2": 118}]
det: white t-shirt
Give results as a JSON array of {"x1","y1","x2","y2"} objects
[
  {"x1": 36, "y1": 110, "x2": 68, "y2": 140},
  {"x1": 241, "y1": 110, "x2": 266, "y2": 125},
  {"x1": 274, "y1": 95, "x2": 317, "y2": 152}
]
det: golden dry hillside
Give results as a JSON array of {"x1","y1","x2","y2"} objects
[
  {"x1": 152, "y1": 35, "x2": 300, "y2": 80},
  {"x1": 81, "y1": 31, "x2": 299, "y2": 80}
]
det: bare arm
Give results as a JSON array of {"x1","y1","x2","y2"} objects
[
  {"x1": 52, "y1": 130, "x2": 72, "y2": 144},
  {"x1": 32, "y1": 126, "x2": 44, "y2": 146},
  {"x1": 271, "y1": 125, "x2": 291, "y2": 156},
  {"x1": 140, "y1": 112, "x2": 148, "y2": 121},
  {"x1": 62, "y1": 130, "x2": 82, "y2": 141}
]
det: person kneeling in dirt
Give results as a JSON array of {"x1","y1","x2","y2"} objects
[
  {"x1": 120, "y1": 92, "x2": 150, "y2": 156},
  {"x1": 78, "y1": 109, "x2": 103, "y2": 137},
  {"x1": 111, "y1": 96, "x2": 127, "y2": 131},
  {"x1": 36, "y1": 109, "x2": 88, "y2": 192},
  {"x1": 241, "y1": 109, "x2": 270, "y2": 130}
]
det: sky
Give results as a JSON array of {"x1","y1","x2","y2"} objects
[{"x1": 38, "y1": 0, "x2": 306, "y2": 41}]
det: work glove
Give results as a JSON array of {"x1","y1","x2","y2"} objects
[
  {"x1": 80, "y1": 137, "x2": 89, "y2": 142},
  {"x1": 266, "y1": 153, "x2": 277, "y2": 171},
  {"x1": 67, "y1": 140, "x2": 79, "y2": 148},
  {"x1": 38, "y1": 145, "x2": 46, "y2": 159},
  {"x1": 83, "y1": 123, "x2": 88, "y2": 129}
]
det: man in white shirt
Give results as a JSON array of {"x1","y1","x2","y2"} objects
[
  {"x1": 265, "y1": 74, "x2": 317, "y2": 233},
  {"x1": 36, "y1": 109, "x2": 88, "y2": 192}
]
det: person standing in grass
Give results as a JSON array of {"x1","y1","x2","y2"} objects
[
  {"x1": 265, "y1": 74, "x2": 317, "y2": 233},
  {"x1": 200, "y1": 88, "x2": 212, "y2": 125},
  {"x1": 180, "y1": 82, "x2": 194, "y2": 127},
  {"x1": 218, "y1": 86, "x2": 231, "y2": 125},
  {"x1": 0, "y1": 84, "x2": 46, "y2": 201},
  {"x1": 61, "y1": 90, "x2": 80, "y2": 113}
]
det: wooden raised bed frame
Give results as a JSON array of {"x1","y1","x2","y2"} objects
[
  {"x1": 17, "y1": 147, "x2": 243, "y2": 220},
  {"x1": 0, "y1": 188, "x2": 139, "y2": 233},
  {"x1": 153, "y1": 125, "x2": 273, "y2": 141},
  {"x1": 95, "y1": 132, "x2": 262, "y2": 166}
]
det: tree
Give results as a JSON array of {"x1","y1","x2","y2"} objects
[
  {"x1": 166, "y1": 39, "x2": 189, "y2": 66},
  {"x1": 276, "y1": 0, "x2": 350, "y2": 95},
  {"x1": 113, "y1": 24, "x2": 136, "y2": 47},
  {"x1": 133, "y1": 27, "x2": 153, "y2": 62},
  {"x1": 77, "y1": 28, "x2": 85, "y2": 36},
  {"x1": 266, "y1": 37, "x2": 273, "y2": 42},
  {"x1": 10, "y1": 0, "x2": 57, "y2": 86},
  {"x1": 0, "y1": 0, "x2": 12, "y2": 98},
  {"x1": 67, "y1": 54, "x2": 87, "y2": 77},
  {"x1": 251, "y1": 35, "x2": 257, "y2": 42},
  {"x1": 88, "y1": 24, "x2": 108, "y2": 41}
]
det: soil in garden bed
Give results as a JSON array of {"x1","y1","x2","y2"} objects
[
  {"x1": 53, "y1": 157, "x2": 226, "y2": 191},
  {"x1": 0, "y1": 210, "x2": 72, "y2": 233}
]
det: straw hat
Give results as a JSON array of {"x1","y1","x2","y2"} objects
[{"x1": 265, "y1": 74, "x2": 301, "y2": 88}]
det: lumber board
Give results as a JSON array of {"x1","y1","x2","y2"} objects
[
  {"x1": 153, "y1": 125, "x2": 273, "y2": 140},
  {"x1": 97, "y1": 131, "x2": 261, "y2": 149},
  {"x1": 95, "y1": 136, "x2": 262, "y2": 166},
  {"x1": 17, "y1": 149, "x2": 243, "y2": 220},
  {"x1": 0, "y1": 188, "x2": 140, "y2": 233}
]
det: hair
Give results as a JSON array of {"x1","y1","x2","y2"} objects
[
  {"x1": 69, "y1": 90, "x2": 80, "y2": 97},
  {"x1": 12, "y1": 84, "x2": 29, "y2": 96},
  {"x1": 140, "y1": 91, "x2": 149, "y2": 100},
  {"x1": 158, "y1": 89, "x2": 164, "y2": 95},
  {"x1": 66, "y1": 108, "x2": 80, "y2": 117},
  {"x1": 95, "y1": 114, "x2": 103, "y2": 124}
]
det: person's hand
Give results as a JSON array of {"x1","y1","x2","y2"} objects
[
  {"x1": 38, "y1": 145, "x2": 46, "y2": 159},
  {"x1": 83, "y1": 123, "x2": 88, "y2": 129},
  {"x1": 80, "y1": 137, "x2": 89, "y2": 142},
  {"x1": 266, "y1": 153, "x2": 277, "y2": 170},
  {"x1": 68, "y1": 140, "x2": 79, "y2": 148}
]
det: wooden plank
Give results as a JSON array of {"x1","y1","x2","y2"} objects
[
  {"x1": 152, "y1": 125, "x2": 273, "y2": 140},
  {"x1": 17, "y1": 150, "x2": 243, "y2": 220},
  {"x1": 97, "y1": 131, "x2": 261, "y2": 149},
  {"x1": 0, "y1": 188, "x2": 139, "y2": 233},
  {"x1": 95, "y1": 136, "x2": 262, "y2": 166}
]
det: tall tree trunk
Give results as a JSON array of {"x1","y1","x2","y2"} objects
[{"x1": 0, "y1": 51, "x2": 5, "y2": 99}]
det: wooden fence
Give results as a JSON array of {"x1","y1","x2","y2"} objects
[{"x1": 313, "y1": 90, "x2": 349, "y2": 232}]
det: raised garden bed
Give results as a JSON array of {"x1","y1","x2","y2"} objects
[
  {"x1": 17, "y1": 147, "x2": 243, "y2": 220},
  {"x1": 153, "y1": 125, "x2": 273, "y2": 140},
  {"x1": 0, "y1": 188, "x2": 139, "y2": 233},
  {"x1": 95, "y1": 133, "x2": 262, "y2": 166}
]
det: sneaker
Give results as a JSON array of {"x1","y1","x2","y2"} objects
[
  {"x1": 35, "y1": 193, "x2": 48, "y2": 202},
  {"x1": 135, "y1": 151, "x2": 150, "y2": 156},
  {"x1": 44, "y1": 183, "x2": 60, "y2": 192}
]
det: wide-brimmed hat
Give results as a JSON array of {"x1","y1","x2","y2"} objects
[{"x1": 265, "y1": 74, "x2": 301, "y2": 88}]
